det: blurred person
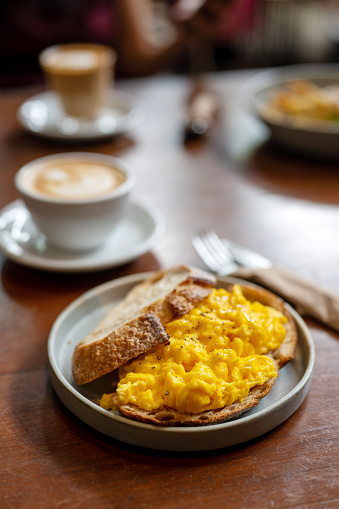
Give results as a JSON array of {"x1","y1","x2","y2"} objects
[
  {"x1": 0, "y1": 0, "x2": 253, "y2": 86},
  {"x1": 168, "y1": 0, "x2": 258, "y2": 71},
  {"x1": 169, "y1": 0, "x2": 256, "y2": 40}
]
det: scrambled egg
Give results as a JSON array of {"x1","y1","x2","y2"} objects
[
  {"x1": 268, "y1": 80, "x2": 339, "y2": 122},
  {"x1": 100, "y1": 285, "x2": 287, "y2": 414}
]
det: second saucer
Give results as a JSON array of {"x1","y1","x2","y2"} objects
[{"x1": 18, "y1": 89, "x2": 144, "y2": 141}]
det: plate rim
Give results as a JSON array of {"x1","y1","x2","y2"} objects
[
  {"x1": 0, "y1": 199, "x2": 165, "y2": 272},
  {"x1": 47, "y1": 272, "x2": 315, "y2": 451}
]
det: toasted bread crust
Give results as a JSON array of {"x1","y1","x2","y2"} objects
[
  {"x1": 72, "y1": 266, "x2": 216, "y2": 385},
  {"x1": 115, "y1": 282, "x2": 298, "y2": 426},
  {"x1": 72, "y1": 312, "x2": 169, "y2": 386}
]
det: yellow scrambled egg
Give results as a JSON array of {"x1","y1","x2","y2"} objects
[
  {"x1": 100, "y1": 285, "x2": 287, "y2": 414},
  {"x1": 268, "y1": 80, "x2": 339, "y2": 122}
]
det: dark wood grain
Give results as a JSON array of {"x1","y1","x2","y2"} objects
[{"x1": 1, "y1": 71, "x2": 339, "y2": 509}]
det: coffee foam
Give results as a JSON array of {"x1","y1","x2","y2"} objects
[
  {"x1": 20, "y1": 159, "x2": 126, "y2": 200},
  {"x1": 40, "y1": 45, "x2": 114, "y2": 74},
  {"x1": 46, "y1": 50, "x2": 100, "y2": 71}
]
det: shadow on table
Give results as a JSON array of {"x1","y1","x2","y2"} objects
[
  {"x1": 235, "y1": 140, "x2": 339, "y2": 205},
  {"x1": 10, "y1": 361, "x2": 311, "y2": 456},
  {"x1": 6, "y1": 127, "x2": 137, "y2": 158},
  {"x1": 0, "y1": 251, "x2": 161, "y2": 315}
]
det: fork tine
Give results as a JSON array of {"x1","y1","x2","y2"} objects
[
  {"x1": 200, "y1": 229, "x2": 234, "y2": 266},
  {"x1": 192, "y1": 229, "x2": 239, "y2": 275},
  {"x1": 191, "y1": 233, "x2": 221, "y2": 274}
]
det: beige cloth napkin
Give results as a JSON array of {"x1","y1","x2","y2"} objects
[{"x1": 232, "y1": 266, "x2": 339, "y2": 333}]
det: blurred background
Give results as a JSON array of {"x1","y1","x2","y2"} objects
[
  {"x1": 1, "y1": 0, "x2": 339, "y2": 88},
  {"x1": 154, "y1": 0, "x2": 339, "y2": 70}
]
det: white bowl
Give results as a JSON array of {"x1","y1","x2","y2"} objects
[{"x1": 242, "y1": 63, "x2": 339, "y2": 158}]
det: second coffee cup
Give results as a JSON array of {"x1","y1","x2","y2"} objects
[
  {"x1": 15, "y1": 153, "x2": 135, "y2": 252},
  {"x1": 39, "y1": 43, "x2": 117, "y2": 119}
]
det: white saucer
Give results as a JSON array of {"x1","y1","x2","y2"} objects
[
  {"x1": 48, "y1": 273, "x2": 314, "y2": 451},
  {"x1": 17, "y1": 89, "x2": 144, "y2": 141},
  {"x1": 0, "y1": 199, "x2": 165, "y2": 272}
]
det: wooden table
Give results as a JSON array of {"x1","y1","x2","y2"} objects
[{"x1": 1, "y1": 70, "x2": 339, "y2": 508}]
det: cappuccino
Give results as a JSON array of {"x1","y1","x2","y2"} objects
[
  {"x1": 39, "y1": 43, "x2": 116, "y2": 118},
  {"x1": 15, "y1": 153, "x2": 135, "y2": 251},
  {"x1": 19, "y1": 158, "x2": 126, "y2": 200}
]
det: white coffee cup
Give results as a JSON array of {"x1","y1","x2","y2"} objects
[
  {"x1": 39, "y1": 43, "x2": 116, "y2": 119},
  {"x1": 15, "y1": 152, "x2": 135, "y2": 252}
]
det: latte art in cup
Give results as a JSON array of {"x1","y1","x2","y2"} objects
[{"x1": 20, "y1": 159, "x2": 126, "y2": 200}]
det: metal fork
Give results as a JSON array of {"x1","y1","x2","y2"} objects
[
  {"x1": 191, "y1": 229, "x2": 272, "y2": 275},
  {"x1": 191, "y1": 229, "x2": 239, "y2": 276}
]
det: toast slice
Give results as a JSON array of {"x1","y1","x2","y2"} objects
[
  {"x1": 72, "y1": 265, "x2": 216, "y2": 385},
  {"x1": 114, "y1": 282, "x2": 298, "y2": 426}
]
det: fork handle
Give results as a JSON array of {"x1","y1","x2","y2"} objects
[{"x1": 232, "y1": 266, "x2": 339, "y2": 334}]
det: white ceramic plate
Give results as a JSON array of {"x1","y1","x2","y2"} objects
[
  {"x1": 0, "y1": 199, "x2": 165, "y2": 272},
  {"x1": 242, "y1": 63, "x2": 339, "y2": 158},
  {"x1": 48, "y1": 273, "x2": 314, "y2": 451},
  {"x1": 17, "y1": 89, "x2": 144, "y2": 141}
]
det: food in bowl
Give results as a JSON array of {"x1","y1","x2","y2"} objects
[{"x1": 260, "y1": 79, "x2": 339, "y2": 126}]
